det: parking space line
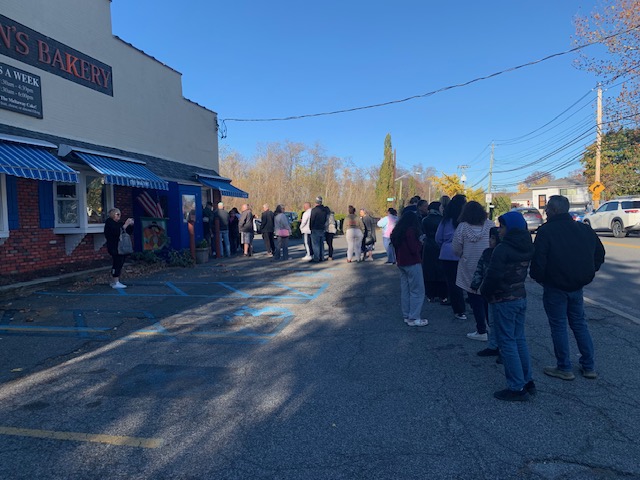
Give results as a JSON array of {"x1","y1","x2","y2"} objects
[
  {"x1": 0, "y1": 426, "x2": 163, "y2": 448},
  {"x1": 165, "y1": 282, "x2": 188, "y2": 296},
  {"x1": 584, "y1": 297, "x2": 640, "y2": 325}
]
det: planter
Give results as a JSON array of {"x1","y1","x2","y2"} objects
[{"x1": 195, "y1": 247, "x2": 209, "y2": 264}]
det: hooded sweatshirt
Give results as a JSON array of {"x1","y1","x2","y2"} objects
[
  {"x1": 480, "y1": 212, "x2": 534, "y2": 303},
  {"x1": 452, "y1": 219, "x2": 494, "y2": 292}
]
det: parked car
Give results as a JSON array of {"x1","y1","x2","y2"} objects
[
  {"x1": 284, "y1": 211, "x2": 298, "y2": 223},
  {"x1": 512, "y1": 207, "x2": 544, "y2": 232},
  {"x1": 583, "y1": 197, "x2": 640, "y2": 238},
  {"x1": 569, "y1": 209, "x2": 588, "y2": 222}
]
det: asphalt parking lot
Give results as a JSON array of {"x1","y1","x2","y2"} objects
[{"x1": 0, "y1": 236, "x2": 638, "y2": 479}]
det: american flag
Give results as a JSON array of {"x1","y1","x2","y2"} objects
[{"x1": 137, "y1": 191, "x2": 163, "y2": 218}]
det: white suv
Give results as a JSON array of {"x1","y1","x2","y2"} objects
[{"x1": 583, "y1": 197, "x2": 640, "y2": 238}]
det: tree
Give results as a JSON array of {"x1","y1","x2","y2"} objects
[
  {"x1": 574, "y1": 1, "x2": 640, "y2": 124},
  {"x1": 580, "y1": 128, "x2": 640, "y2": 197},
  {"x1": 517, "y1": 171, "x2": 554, "y2": 192},
  {"x1": 430, "y1": 173, "x2": 465, "y2": 198},
  {"x1": 374, "y1": 134, "x2": 396, "y2": 216}
]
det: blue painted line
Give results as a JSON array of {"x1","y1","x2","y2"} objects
[
  {"x1": 273, "y1": 283, "x2": 312, "y2": 300},
  {"x1": 36, "y1": 292, "x2": 312, "y2": 301},
  {"x1": 217, "y1": 282, "x2": 251, "y2": 297},
  {"x1": 165, "y1": 282, "x2": 188, "y2": 296},
  {"x1": 307, "y1": 283, "x2": 330, "y2": 300},
  {"x1": 0, "y1": 325, "x2": 111, "y2": 332}
]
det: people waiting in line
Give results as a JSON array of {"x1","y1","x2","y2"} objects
[
  {"x1": 228, "y1": 207, "x2": 240, "y2": 254},
  {"x1": 300, "y1": 202, "x2": 314, "y2": 261},
  {"x1": 378, "y1": 207, "x2": 398, "y2": 264},
  {"x1": 452, "y1": 201, "x2": 495, "y2": 342},
  {"x1": 344, "y1": 205, "x2": 364, "y2": 263},
  {"x1": 436, "y1": 194, "x2": 468, "y2": 320},
  {"x1": 480, "y1": 211, "x2": 535, "y2": 402},
  {"x1": 273, "y1": 204, "x2": 292, "y2": 261},
  {"x1": 260, "y1": 204, "x2": 276, "y2": 256},
  {"x1": 391, "y1": 210, "x2": 427, "y2": 327},
  {"x1": 360, "y1": 208, "x2": 377, "y2": 261},
  {"x1": 325, "y1": 208, "x2": 338, "y2": 261},
  {"x1": 530, "y1": 194, "x2": 605, "y2": 381},
  {"x1": 309, "y1": 197, "x2": 329, "y2": 263},
  {"x1": 239, "y1": 204, "x2": 254, "y2": 257},
  {"x1": 421, "y1": 201, "x2": 447, "y2": 303},
  {"x1": 215, "y1": 202, "x2": 231, "y2": 258}
]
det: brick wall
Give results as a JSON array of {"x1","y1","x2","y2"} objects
[{"x1": 0, "y1": 180, "x2": 132, "y2": 283}]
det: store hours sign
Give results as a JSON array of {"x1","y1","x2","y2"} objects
[{"x1": 0, "y1": 62, "x2": 42, "y2": 118}]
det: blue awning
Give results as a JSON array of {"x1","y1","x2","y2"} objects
[
  {"x1": 0, "y1": 142, "x2": 78, "y2": 182},
  {"x1": 198, "y1": 176, "x2": 249, "y2": 198},
  {"x1": 74, "y1": 152, "x2": 169, "y2": 190}
]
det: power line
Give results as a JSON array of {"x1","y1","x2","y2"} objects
[{"x1": 221, "y1": 24, "x2": 640, "y2": 126}]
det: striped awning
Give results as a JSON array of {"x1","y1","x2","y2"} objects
[
  {"x1": 74, "y1": 152, "x2": 169, "y2": 190},
  {"x1": 0, "y1": 141, "x2": 78, "y2": 182},
  {"x1": 198, "y1": 176, "x2": 249, "y2": 198}
]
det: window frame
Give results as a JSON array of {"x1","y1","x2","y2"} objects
[
  {"x1": 53, "y1": 169, "x2": 113, "y2": 234},
  {"x1": 0, "y1": 174, "x2": 8, "y2": 239}
]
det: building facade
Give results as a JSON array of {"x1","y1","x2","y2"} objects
[{"x1": 0, "y1": 0, "x2": 246, "y2": 283}]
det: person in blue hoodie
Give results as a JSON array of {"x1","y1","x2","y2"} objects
[{"x1": 480, "y1": 211, "x2": 535, "y2": 401}]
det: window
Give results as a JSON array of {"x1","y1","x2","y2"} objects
[
  {"x1": 0, "y1": 174, "x2": 8, "y2": 238},
  {"x1": 560, "y1": 188, "x2": 577, "y2": 196},
  {"x1": 53, "y1": 171, "x2": 112, "y2": 233},
  {"x1": 606, "y1": 202, "x2": 619, "y2": 212}
]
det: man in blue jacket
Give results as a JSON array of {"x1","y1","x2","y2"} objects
[{"x1": 530, "y1": 195, "x2": 605, "y2": 381}]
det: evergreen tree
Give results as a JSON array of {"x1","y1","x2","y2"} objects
[{"x1": 374, "y1": 134, "x2": 396, "y2": 216}]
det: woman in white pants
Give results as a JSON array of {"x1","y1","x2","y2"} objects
[{"x1": 344, "y1": 205, "x2": 364, "y2": 262}]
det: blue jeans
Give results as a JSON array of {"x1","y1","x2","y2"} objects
[
  {"x1": 383, "y1": 237, "x2": 396, "y2": 263},
  {"x1": 274, "y1": 236, "x2": 289, "y2": 260},
  {"x1": 218, "y1": 230, "x2": 231, "y2": 257},
  {"x1": 398, "y1": 263, "x2": 425, "y2": 320},
  {"x1": 492, "y1": 299, "x2": 532, "y2": 391},
  {"x1": 311, "y1": 230, "x2": 324, "y2": 262},
  {"x1": 543, "y1": 286, "x2": 594, "y2": 371}
]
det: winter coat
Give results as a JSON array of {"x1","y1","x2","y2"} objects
[
  {"x1": 480, "y1": 229, "x2": 534, "y2": 303},
  {"x1": 471, "y1": 247, "x2": 493, "y2": 291},
  {"x1": 260, "y1": 210, "x2": 275, "y2": 233},
  {"x1": 530, "y1": 212, "x2": 605, "y2": 291},
  {"x1": 435, "y1": 219, "x2": 459, "y2": 261},
  {"x1": 395, "y1": 226, "x2": 422, "y2": 267},
  {"x1": 421, "y1": 212, "x2": 444, "y2": 282},
  {"x1": 452, "y1": 219, "x2": 494, "y2": 293},
  {"x1": 239, "y1": 209, "x2": 254, "y2": 233}
]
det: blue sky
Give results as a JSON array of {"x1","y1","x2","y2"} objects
[{"x1": 110, "y1": 0, "x2": 607, "y2": 192}]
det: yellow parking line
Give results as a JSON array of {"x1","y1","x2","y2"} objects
[
  {"x1": 601, "y1": 241, "x2": 640, "y2": 249},
  {"x1": 0, "y1": 426, "x2": 163, "y2": 448}
]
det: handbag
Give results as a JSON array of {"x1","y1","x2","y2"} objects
[
  {"x1": 276, "y1": 228, "x2": 290, "y2": 237},
  {"x1": 117, "y1": 229, "x2": 134, "y2": 255}
]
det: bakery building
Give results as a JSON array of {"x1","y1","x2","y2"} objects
[{"x1": 0, "y1": 0, "x2": 247, "y2": 283}]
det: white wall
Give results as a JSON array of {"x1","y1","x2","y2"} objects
[{"x1": 0, "y1": 0, "x2": 219, "y2": 172}]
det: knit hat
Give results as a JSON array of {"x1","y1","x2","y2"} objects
[
  {"x1": 498, "y1": 211, "x2": 527, "y2": 232},
  {"x1": 315, "y1": 196, "x2": 323, "y2": 204}
]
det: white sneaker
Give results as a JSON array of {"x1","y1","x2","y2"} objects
[
  {"x1": 112, "y1": 281, "x2": 127, "y2": 289},
  {"x1": 408, "y1": 319, "x2": 429, "y2": 327},
  {"x1": 302, "y1": 255, "x2": 312, "y2": 261},
  {"x1": 466, "y1": 331, "x2": 488, "y2": 341},
  {"x1": 403, "y1": 318, "x2": 411, "y2": 324}
]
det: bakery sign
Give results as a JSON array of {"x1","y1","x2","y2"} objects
[{"x1": 0, "y1": 14, "x2": 113, "y2": 96}]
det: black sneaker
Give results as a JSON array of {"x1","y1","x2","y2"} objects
[
  {"x1": 494, "y1": 388, "x2": 530, "y2": 402},
  {"x1": 477, "y1": 348, "x2": 499, "y2": 357},
  {"x1": 524, "y1": 380, "x2": 537, "y2": 396}
]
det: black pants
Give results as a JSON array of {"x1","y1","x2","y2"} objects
[
  {"x1": 325, "y1": 233, "x2": 334, "y2": 258},
  {"x1": 111, "y1": 253, "x2": 126, "y2": 278},
  {"x1": 441, "y1": 260, "x2": 465, "y2": 315},
  {"x1": 262, "y1": 231, "x2": 275, "y2": 254}
]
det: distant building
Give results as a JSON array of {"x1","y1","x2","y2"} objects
[
  {"x1": 529, "y1": 178, "x2": 590, "y2": 212},
  {"x1": 0, "y1": 0, "x2": 247, "y2": 282}
]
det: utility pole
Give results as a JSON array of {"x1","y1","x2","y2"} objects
[
  {"x1": 594, "y1": 85, "x2": 603, "y2": 209},
  {"x1": 487, "y1": 143, "x2": 494, "y2": 215}
]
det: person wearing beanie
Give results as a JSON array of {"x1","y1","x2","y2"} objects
[
  {"x1": 480, "y1": 210, "x2": 535, "y2": 401},
  {"x1": 530, "y1": 195, "x2": 605, "y2": 381}
]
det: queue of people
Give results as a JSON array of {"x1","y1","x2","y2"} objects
[{"x1": 388, "y1": 193, "x2": 605, "y2": 402}]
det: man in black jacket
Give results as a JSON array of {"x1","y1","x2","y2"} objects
[
  {"x1": 309, "y1": 196, "x2": 328, "y2": 262},
  {"x1": 481, "y1": 211, "x2": 535, "y2": 401},
  {"x1": 530, "y1": 195, "x2": 605, "y2": 381},
  {"x1": 260, "y1": 204, "x2": 276, "y2": 256}
]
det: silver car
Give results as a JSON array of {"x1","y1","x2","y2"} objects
[{"x1": 512, "y1": 207, "x2": 544, "y2": 232}]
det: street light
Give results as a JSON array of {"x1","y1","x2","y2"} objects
[{"x1": 394, "y1": 171, "x2": 421, "y2": 210}]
